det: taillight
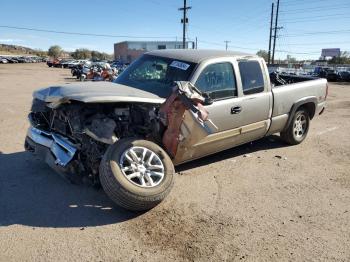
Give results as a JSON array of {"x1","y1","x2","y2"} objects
[{"x1": 325, "y1": 83, "x2": 329, "y2": 99}]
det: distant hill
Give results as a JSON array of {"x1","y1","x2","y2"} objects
[{"x1": 0, "y1": 44, "x2": 47, "y2": 56}]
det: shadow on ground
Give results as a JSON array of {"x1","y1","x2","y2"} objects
[
  {"x1": 177, "y1": 135, "x2": 287, "y2": 172},
  {"x1": 0, "y1": 135, "x2": 287, "y2": 228},
  {"x1": 64, "y1": 77, "x2": 78, "y2": 81},
  {"x1": 0, "y1": 151, "x2": 138, "y2": 228}
]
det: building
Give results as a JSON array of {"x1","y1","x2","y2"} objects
[{"x1": 114, "y1": 41, "x2": 194, "y2": 63}]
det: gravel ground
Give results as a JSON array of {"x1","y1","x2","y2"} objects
[{"x1": 0, "y1": 63, "x2": 349, "y2": 262}]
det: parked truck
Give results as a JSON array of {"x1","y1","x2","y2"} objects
[{"x1": 25, "y1": 50, "x2": 328, "y2": 211}]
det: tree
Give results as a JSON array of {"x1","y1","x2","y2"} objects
[
  {"x1": 101, "y1": 52, "x2": 112, "y2": 60},
  {"x1": 71, "y1": 48, "x2": 91, "y2": 59},
  {"x1": 256, "y1": 50, "x2": 269, "y2": 61},
  {"x1": 48, "y1": 45, "x2": 62, "y2": 58},
  {"x1": 328, "y1": 51, "x2": 350, "y2": 64},
  {"x1": 91, "y1": 51, "x2": 112, "y2": 61},
  {"x1": 91, "y1": 50, "x2": 104, "y2": 61}
]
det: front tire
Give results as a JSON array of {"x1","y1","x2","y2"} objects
[
  {"x1": 99, "y1": 138, "x2": 174, "y2": 211},
  {"x1": 281, "y1": 108, "x2": 310, "y2": 145}
]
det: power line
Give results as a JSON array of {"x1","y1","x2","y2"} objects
[
  {"x1": 283, "y1": 41, "x2": 350, "y2": 46},
  {"x1": 189, "y1": 6, "x2": 270, "y2": 39},
  {"x1": 282, "y1": 0, "x2": 342, "y2": 7},
  {"x1": 280, "y1": 16, "x2": 350, "y2": 24},
  {"x1": 195, "y1": 39, "x2": 258, "y2": 51},
  {"x1": 280, "y1": 13, "x2": 350, "y2": 22},
  {"x1": 280, "y1": 4, "x2": 350, "y2": 13},
  {"x1": 0, "y1": 25, "x2": 176, "y2": 39},
  {"x1": 282, "y1": 29, "x2": 350, "y2": 37}
]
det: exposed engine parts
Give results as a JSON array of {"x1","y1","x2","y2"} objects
[
  {"x1": 85, "y1": 117, "x2": 117, "y2": 144},
  {"x1": 28, "y1": 100, "x2": 161, "y2": 184}
]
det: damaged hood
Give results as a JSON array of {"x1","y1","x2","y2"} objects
[{"x1": 33, "y1": 81, "x2": 165, "y2": 105}]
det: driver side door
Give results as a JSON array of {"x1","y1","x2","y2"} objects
[{"x1": 174, "y1": 59, "x2": 245, "y2": 163}]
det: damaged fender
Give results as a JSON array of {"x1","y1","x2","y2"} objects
[{"x1": 160, "y1": 81, "x2": 218, "y2": 163}]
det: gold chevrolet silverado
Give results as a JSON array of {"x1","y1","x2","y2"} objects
[{"x1": 25, "y1": 50, "x2": 328, "y2": 211}]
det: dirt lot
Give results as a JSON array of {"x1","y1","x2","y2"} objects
[{"x1": 0, "y1": 63, "x2": 349, "y2": 262}]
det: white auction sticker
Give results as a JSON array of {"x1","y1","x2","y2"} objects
[{"x1": 170, "y1": 61, "x2": 190, "y2": 70}]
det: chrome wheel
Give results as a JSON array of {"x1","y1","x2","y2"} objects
[
  {"x1": 119, "y1": 146, "x2": 165, "y2": 188},
  {"x1": 293, "y1": 114, "x2": 307, "y2": 139}
]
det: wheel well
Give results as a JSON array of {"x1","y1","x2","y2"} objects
[{"x1": 298, "y1": 102, "x2": 316, "y2": 119}]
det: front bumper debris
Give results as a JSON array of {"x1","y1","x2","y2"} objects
[{"x1": 25, "y1": 127, "x2": 77, "y2": 166}]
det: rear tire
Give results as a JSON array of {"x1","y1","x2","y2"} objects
[
  {"x1": 281, "y1": 108, "x2": 310, "y2": 145},
  {"x1": 99, "y1": 138, "x2": 174, "y2": 211}
]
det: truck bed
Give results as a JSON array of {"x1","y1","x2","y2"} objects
[
  {"x1": 267, "y1": 77, "x2": 327, "y2": 135},
  {"x1": 272, "y1": 77, "x2": 327, "y2": 117}
]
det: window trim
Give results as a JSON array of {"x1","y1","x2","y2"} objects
[{"x1": 193, "y1": 61, "x2": 238, "y2": 101}]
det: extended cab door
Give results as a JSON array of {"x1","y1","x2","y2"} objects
[{"x1": 233, "y1": 58, "x2": 272, "y2": 143}]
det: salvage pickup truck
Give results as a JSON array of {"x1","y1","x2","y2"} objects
[{"x1": 25, "y1": 50, "x2": 328, "y2": 211}]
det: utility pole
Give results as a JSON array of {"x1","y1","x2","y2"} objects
[
  {"x1": 224, "y1": 40, "x2": 231, "y2": 51},
  {"x1": 268, "y1": 2, "x2": 274, "y2": 65},
  {"x1": 272, "y1": 0, "x2": 280, "y2": 64},
  {"x1": 179, "y1": 0, "x2": 191, "y2": 49},
  {"x1": 195, "y1": 37, "x2": 198, "y2": 49}
]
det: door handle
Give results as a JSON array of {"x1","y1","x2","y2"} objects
[{"x1": 231, "y1": 106, "x2": 242, "y2": 114}]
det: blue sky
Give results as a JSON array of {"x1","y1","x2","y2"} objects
[{"x1": 0, "y1": 0, "x2": 349, "y2": 59}]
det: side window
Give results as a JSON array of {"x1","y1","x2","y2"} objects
[
  {"x1": 195, "y1": 62, "x2": 237, "y2": 100},
  {"x1": 238, "y1": 60, "x2": 265, "y2": 95}
]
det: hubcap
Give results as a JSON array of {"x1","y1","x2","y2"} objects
[
  {"x1": 293, "y1": 114, "x2": 307, "y2": 139},
  {"x1": 119, "y1": 146, "x2": 165, "y2": 188}
]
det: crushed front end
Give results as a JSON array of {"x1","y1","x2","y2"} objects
[{"x1": 24, "y1": 97, "x2": 161, "y2": 185}]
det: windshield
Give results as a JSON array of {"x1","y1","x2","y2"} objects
[{"x1": 114, "y1": 54, "x2": 196, "y2": 98}]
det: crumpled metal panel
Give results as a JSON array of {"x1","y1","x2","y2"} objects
[
  {"x1": 160, "y1": 81, "x2": 217, "y2": 160},
  {"x1": 27, "y1": 127, "x2": 77, "y2": 166}
]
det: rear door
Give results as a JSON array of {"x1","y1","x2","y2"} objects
[{"x1": 234, "y1": 59, "x2": 272, "y2": 142}]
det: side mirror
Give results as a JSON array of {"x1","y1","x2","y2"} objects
[{"x1": 203, "y1": 97, "x2": 213, "y2": 105}]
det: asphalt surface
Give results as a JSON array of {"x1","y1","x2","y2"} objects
[{"x1": 0, "y1": 63, "x2": 349, "y2": 261}]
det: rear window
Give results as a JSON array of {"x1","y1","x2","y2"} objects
[{"x1": 238, "y1": 60, "x2": 264, "y2": 95}]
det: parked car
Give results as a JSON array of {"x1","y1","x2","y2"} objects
[
  {"x1": 315, "y1": 67, "x2": 339, "y2": 82},
  {"x1": 338, "y1": 71, "x2": 350, "y2": 82},
  {"x1": 6, "y1": 57, "x2": 19, "y2": 63},
  {"x1": 67, "y1": 60, "x2": 86, "y2": 68},
  {"x1": 52, "y1": 59, "x2": 62, "y2": 67},
  {"x1": 325, "y1": 69, "x2": 338, "y2": 82},
  {"x1": 0, "y1": 58, "x2": 8, "y2": 63},
  {"x1": 58, "y1": 60, "x2": 68, "y2": 68},
  {"x1": 24, "y1": 50, "x2": 328, "y2": 211}
]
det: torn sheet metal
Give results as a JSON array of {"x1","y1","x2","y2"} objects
[{"x1": 160, "y1": 81, "x2": 218, "y2": 160}]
